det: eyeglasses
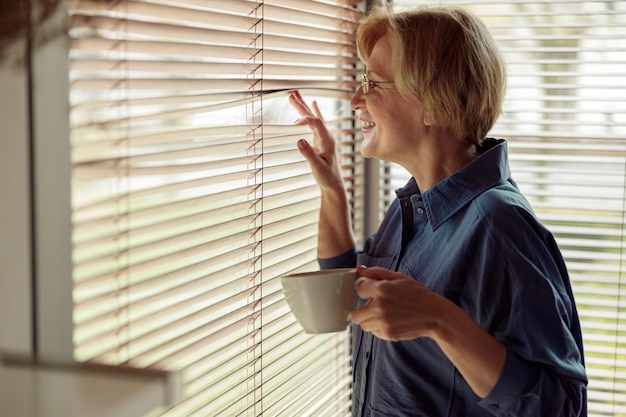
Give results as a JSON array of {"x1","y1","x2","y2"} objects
[{"x1": 361, "y1": 73, "x2": 394, "y2": 94}]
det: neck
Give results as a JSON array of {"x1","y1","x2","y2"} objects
[{"x1": 405, "y1": 136, "x2": 477, "y2": 193}]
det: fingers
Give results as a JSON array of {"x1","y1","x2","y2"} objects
[
  {"x1": 350, "y1": 295, "x2": 384, "y2": 336},
  {"x1": 289, "y1": 92, "x2": 322, "y2": 131},
  {"x1": 289, "y1": 91, "x2": 325, "y2": 124},
  {"x1": 293, "y1": 114, "x2": 327, "y2": 134},
  {"x1": 289, "y1": 92, "x2": 335, "y2": 159},
  {"x1": 297, "y1": 139, "x2": 329, "y2": 171},
  {"x1": 350, "y1": 268, "x2": 415, "y2": 327},
  {"x1": 355, "y1": 276, "x2": 370, "y2": 288},
  {"x1": 354, "y1": 277, "x2": 378, "y2": 300},
  {"x1": 289, "y1": 91, "x2": 314, "y2": 117},
  {"x1": 357, "y1": 265, "x2": 405, "y2": 282},
  {"x1": 288, "y1": 91, "x2": 341, "y2": 185},
  {"x1": 312, "y1": 100, "x2": 324, "y2": 121}
]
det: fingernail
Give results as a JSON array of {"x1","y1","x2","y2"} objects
[
  {"x1": 292, "y1": 118, "x2": 301, "y2": 125},
  {"x1": 297, "y1": 139, "x2": 308, "y2": 150}
]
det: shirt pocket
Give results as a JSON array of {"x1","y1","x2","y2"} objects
[{"x1": 357, "y1": 252, "x2": 396, "y2": 270}]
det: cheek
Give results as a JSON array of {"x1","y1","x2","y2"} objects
[
  {"x1": 376, "y1": 111, "x2": 396, "y2": 131},
  {"x1": 381, "y1": 92, "x2": 417, "y2": 118},
  {"x1": 371, "y1": 96, "x2": 401, "y2": 127}
]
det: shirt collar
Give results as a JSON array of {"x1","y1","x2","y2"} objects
[{"x1": 395, "y1": 138, "x2": 511, "y2": 230}]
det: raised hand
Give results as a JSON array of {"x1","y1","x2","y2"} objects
[
  {"x1": 288, "y1": 91, "x2": 345, "y2": 191},
  {"x1": 288, "y1": 90, "x2": 355, "y2": 258}
]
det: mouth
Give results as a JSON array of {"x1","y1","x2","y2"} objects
[{"x1": 361, "y1": 119, "x2": 376, "y2": 130}]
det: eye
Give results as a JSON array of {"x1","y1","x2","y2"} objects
[
  {"x1": 361, "y1": 74, "x2": 380, "y2": 94},
  {"x1": 361, "y1": 74, "x2": 370, "y2": 93},
  {"x1": 361, "y1": 73, "x2": 394, "y2": 94}
]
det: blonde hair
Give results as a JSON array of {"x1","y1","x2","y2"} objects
[{"x1": 357, "y1": 6, "x2": 506, "y2": 144}]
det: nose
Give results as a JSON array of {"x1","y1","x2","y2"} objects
[{"x1": 350, "y1": 86, "x2": 365, "y2": 111}]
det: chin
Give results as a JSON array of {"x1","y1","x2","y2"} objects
[
  {"x1": 360, "y1": 145, "x2": 388, "y2": 161},
  {"x1": 359, "y1": 147, "x2": 372, "y2": 158},
  {"x1": 359, "y1": 138, "x2": 378, "y2": 159}
]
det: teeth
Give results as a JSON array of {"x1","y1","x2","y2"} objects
[{"x1": 362, "y1": 121, "x2": 376, "y2": 128}]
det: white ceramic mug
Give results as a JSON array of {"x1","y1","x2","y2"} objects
[{"x1": 281, "y1": 268, "x2": 358, "y2": 334}]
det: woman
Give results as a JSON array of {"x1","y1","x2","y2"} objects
[{"x1": 289, "y1": 5, "x2": 587, "y2": 417}]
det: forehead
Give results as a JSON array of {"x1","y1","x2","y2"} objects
[{"x1": 366, "y1": 36, "x2": 395, "y2": 79}]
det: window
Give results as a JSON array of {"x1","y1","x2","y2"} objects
[
  {"x1": 391, "y1": 1, "x2": 626, "y2": 415},
  {"x1": 69, "y1": 1, "x2": 364, "y2": 415}
]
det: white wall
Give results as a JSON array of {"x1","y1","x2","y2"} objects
[
  {"x1": 29, "y1": 0, "x2": 74, "y2": 364},
  {"x1": 0, "y1": 0, "x2": 77, "y2": 366},
  {"x1": 0, "y1": 22, "x2": 34, "y2": 362}
]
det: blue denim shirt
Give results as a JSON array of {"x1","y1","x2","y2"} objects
[{"x1": 320, "y1": 139, "x2": 587, "y2": 417}]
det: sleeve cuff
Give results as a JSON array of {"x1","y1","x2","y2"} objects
[
  {"x1": 479, "y1": 349, "x2": 537, "y2": 412},
  {"x1": 318, "y1": 247, "x2": 358, "y2": 270}
]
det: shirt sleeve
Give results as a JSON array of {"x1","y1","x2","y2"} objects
[
  {"x1": 473, "y1": 201, "x2": 587, "y2": 416},
  {"x1": 318, "y1": 247, "x2": 358, "y2": 270},
  {"x1": 479, "y1": 349, "x2": 586, "y2": 416}
]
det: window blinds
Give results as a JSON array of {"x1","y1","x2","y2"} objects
[
  {"x1": 68, "y1": 0, "x2": 363, "y2": 415},
  {"x1": 391, "y1": 1, "x2": 626, "y2": 415}
]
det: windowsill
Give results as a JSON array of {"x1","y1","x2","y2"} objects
[{"x1": 0, "y1": 354, "x2": 182, "y2": 417}]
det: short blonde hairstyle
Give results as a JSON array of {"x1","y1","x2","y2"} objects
[{"x1": 357, "y1": 6, "x2": 506, "y2": 144}]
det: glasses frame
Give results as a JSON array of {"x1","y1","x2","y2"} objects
[{"x1": 361, "y1": 73, "x2": 394, "y2": 94}]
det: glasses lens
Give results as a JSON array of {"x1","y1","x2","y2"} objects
[{"x1": 361, "y1": 74, "x2": 368, "y2": 93}]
